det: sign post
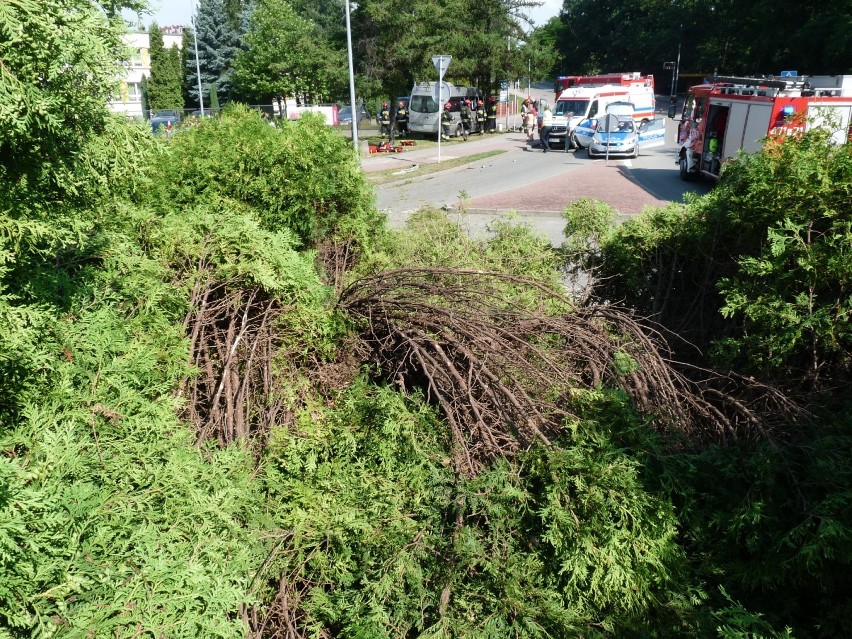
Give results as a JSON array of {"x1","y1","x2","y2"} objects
[
  {"x1": 432, "y1": 55, "x2": 452, "y2": 162},
  {"x1": 604, "y1": 113, "x2": 619, "y2": 164}
]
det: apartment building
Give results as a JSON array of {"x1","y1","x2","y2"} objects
[{"x1": 108, "y1": 26, "x2": 184, "y2": 118}]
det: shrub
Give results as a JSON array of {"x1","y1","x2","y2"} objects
[{"x1": 144, "y1": 105, "x2": 381, "y2": 247}]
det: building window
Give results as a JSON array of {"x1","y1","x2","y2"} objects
[
  {"x1": 127, "y1": 82, "x2": 142, "y2": 103},
  {"x1": 131, "y1": 48, "x2": 143, "y2": 67}
]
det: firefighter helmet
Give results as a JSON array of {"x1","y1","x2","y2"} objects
[{"x1": 444, "y1": 101, "x2": 452, "y2": 110}]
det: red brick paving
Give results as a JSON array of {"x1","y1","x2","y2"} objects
[{"x1": 461, "y1": 161, "x2": 666, "y2": 215}]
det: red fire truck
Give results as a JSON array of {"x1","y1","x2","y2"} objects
[
  {"x1": 675, "y1": 74, "x2": 852, "y2": 180},
  {"x1": 554, "y1": 72, "x2": 655, "y2": 100}
]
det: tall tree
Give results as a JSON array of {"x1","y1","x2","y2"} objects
[
  {"x1": 146, "y1": 23, "x2": 184, "y2": 111},
  {"x1": 352, "y1": 0, "x2": 539, "y2": 100},
  {"x1": 189, "y1": 0, "x2": 240, "y2": 107},
  {"x1": 232, "y1": 0, "x2": 346, "y2": 111}
]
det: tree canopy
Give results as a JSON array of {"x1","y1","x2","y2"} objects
[
  {"x1": 232, "y1": 0, "x2": 346, "y2": 108},
  {"x1": 189, "y1": 0, "x2": 240, "y2": 106},
  {"x1": 554, "y1": 0, "x2": 852, "y2": 92}
]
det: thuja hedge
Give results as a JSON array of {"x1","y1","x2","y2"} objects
[{"x1": 581, "y1": 126, "x2": 852, "y2": 390}]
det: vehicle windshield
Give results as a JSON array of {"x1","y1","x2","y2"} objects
[
  {"x1": 554, "y1": 99, "x2": 588, "y2": 116},
  {"x1": 410, "y1": 95, "x2": 439, "y2": 113},
  {"x1": 596, "y1": 119, "x2": 635, "y2": 135}
]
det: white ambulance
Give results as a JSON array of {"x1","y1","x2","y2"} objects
[{"x1": 546, "y1": 72, "x2": 656, "y2": 149}]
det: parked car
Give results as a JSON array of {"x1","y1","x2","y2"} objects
[
  {"x1": 149, "y1": 109, "x2": 181, "y2": 134},
  {"x1": 338, "y1": 105, "x2": 370, "y2": 125}
]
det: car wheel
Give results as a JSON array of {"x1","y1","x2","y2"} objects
[
  {"x1": 587, "y1": 148, "x2": 595, "y2": 159},
  {"x1": 571, "y1": 132, "x2": 582, "y2": 149},
  {"x1": 632, "y1": 146, "x2": 639, "y2": 158}
]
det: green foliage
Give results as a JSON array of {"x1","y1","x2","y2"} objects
[
  {"x1": 233, "y1": 0, "x2": 346, "y2": 105},
  {"x1": 146, "y1": 23, "x2": 185, "y2": 112},
  {"x1": 714, "y1": 131, "x2": 852, "y2": 385},
  {"x1": 592, "y1": 127, "x2": 852, "y2": 389},
  {"x1": 659, "y1": 410, "x2": 852, "y2": 638},
  {"x1": 556, "y1": 0, "x2": 851, "y2": 86},
  {"x1": 143, "y1": 105, "x2": 379, "y2": 247},
  {"x1": 258, "y1": 381, "x2": 697, "y2": 637},
  {"x1": 352, "y1": 0, "x2": 538, "y2": 100},
  {"x1": 189, "y1": 0, "x2": 240, "y2": 106},
  {"x1": 0, "y1": 204, "x2": 274, "y2": 637},
  {"x1": 0, "y1": 0, "x2": 126, "y2": 195},
  {"x1": 361, "y1": 208, "x2": 561, "y2": 284}
]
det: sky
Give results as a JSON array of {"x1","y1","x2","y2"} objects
[{"x1": 134, "y1": 0, "x2": 562, "y2": 30}]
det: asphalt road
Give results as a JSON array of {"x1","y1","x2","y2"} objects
[{"x1": 367, "y1": 112, "x2": 712, "y2": 245}]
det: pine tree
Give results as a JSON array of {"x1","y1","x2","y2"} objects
[
  {"x1": 147, "y1": 23, "x2": 184, "y2": 111},
  {"x1": 189, "y1": 0, "x2": 240, "y2": 107}
]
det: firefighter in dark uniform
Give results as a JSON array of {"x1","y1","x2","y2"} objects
[
  {"x1": 475, "y1": 99, "x2": 487, "y2": 135},
  {"x1": 459, "y1": 98, "x2": 472, "y2": 138},
  {"x1": 378, "y1": 101, "x2": 391, "y2": 138},
  {"x1": 441, "y1": 102, "x2": 454, "y2": 140},
  {"x1": 395, "y1": 100, "x2": 409, "y2": 137},
  {"x1": 486, "y1": 95, "x2": 498, "y2": 133}
]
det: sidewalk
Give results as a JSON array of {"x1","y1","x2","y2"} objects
[{"x1": 359, "y1": 131, "x2": 519, "y2": 174}]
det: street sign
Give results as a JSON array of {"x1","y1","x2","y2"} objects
[
  {"x1": 432, "y1": 81, "x2": 451, "y2": 105},
  {"x1": 432, "y1": 55, "x2": 452, "y2": 75},
  {"x1": 780, "y1": 70, "x2": 797, "y2": 77}
]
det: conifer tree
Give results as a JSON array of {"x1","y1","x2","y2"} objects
[
  {"x1": 146, "y1": 23, "x2": 184, "y2": 111},
  {"x1": 189, "y1": 0, "x2": 240, "y2": 107}
]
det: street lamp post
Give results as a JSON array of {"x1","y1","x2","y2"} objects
[
  {"x1": 190, "y1": 0, "x2": 204, "y2": 116},
  {"x1": 345, "y1": 0, "x2": 358, "y2": 153}
]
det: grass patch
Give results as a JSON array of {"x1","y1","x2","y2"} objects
[{"x1": 365, "y1": 149, "x2": 507, "y2": 185}]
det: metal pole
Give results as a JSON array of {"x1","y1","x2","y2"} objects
[
  {"x1": 674, "y1": 39, "x2": 681, "y2": 103},
  {"x1": 345, "y1": 0, "x2": 358, "y2": 153},
  {"x1": 437, "y1": 65, "x2": 443, "y2": 163},
  {"x1": 191, "y1": 0, "x2": 204, "y2": 115},
  {"x1": 528, "y1": 58, "x2": 531, "y2": 98}
]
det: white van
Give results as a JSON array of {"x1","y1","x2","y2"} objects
[{"x1": 408, "y1": 81, "x2": 480, "y2": 135}]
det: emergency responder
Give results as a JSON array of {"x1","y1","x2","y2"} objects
[
  {"x1": 475, "y1": 99, "x2": 487, "y2": 134},
  {"x1": 395, "y1": 100, "x2": 409, "y2": 137},
  {"x1": 459, "y1": 98, "x2": 472, "y2": 138},
  {"x1": 486, "y1": 95, "x2": 498, "y2": 133},
  {"x1": 378, "y1": 101, "x2": 391, "y2": 138},
  {"x1": 441, "y1": 102, "x2": 454, "y2": 139}
]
